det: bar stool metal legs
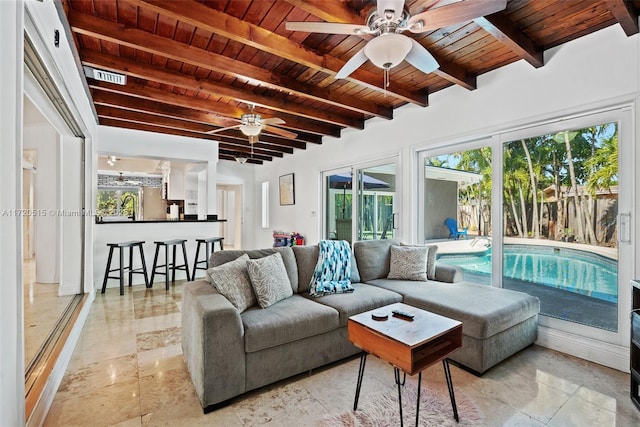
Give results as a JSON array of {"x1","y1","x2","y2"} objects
[
  {"x1": 150, "y1": 239, "x2": 190, "y2": 290},
  {"x1": 101, "y1": 241, "x2": 149, "y2": 295},
  {"x1": 191, "y1": 237, "x2": 224, "y2": 280}
]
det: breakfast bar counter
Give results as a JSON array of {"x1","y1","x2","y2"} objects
[{"x1": 94, "y1": 218, "x2": 226, "y2": 291}]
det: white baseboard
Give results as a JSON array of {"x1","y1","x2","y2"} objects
[{"x1": 536, "y1": 325, "x2": 630, "y2": 372}]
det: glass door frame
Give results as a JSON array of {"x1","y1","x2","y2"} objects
[
  {"x1": 417, "y1": 106, "x2": 633, "y2": 349},
  {"x1": 497, "y1": 107, "x2": 633, "y2": 347},
  {"x1": 321, "y1": 156, "x2": 400, "y2": 242}
]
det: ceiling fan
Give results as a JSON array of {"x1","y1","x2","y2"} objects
[
  {"x1": 108, "y1": 172, "x2": 142, "y2": 186},
  {"x1": 286, "y1": 0, "x2": 507, "y2": 83},
  {"x1": 206, "y1": 104, "x2": 298, "y2": 140}
]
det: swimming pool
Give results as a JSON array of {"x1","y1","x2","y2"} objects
[{"x1": 437, "y1": 244, "x2": 618, "y2": 302}]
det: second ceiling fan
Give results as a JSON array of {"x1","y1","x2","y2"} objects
[
  {"x1": 207, "y1": 104, "x2": 297, "y2": 143},
  {"x1": 286, "y1": 0, "x2": 507, "y2": 82}
]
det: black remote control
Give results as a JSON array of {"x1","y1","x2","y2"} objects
[{"x1": 392, "y1": 310, "x2": 414, "y2": 321}]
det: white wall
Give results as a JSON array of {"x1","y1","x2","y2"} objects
[{"x1": 253, "y1": 25, "x2": 640, "y2": 249}]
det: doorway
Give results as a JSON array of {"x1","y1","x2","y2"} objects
[{"x1": 217, "y1": 184, "x2": 243, "y2": 249}]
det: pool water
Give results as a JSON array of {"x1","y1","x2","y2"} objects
[{"x1": 437, "y1": 244, "x2": 618, "y2": 302}]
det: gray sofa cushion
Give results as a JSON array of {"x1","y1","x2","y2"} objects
[
  {"x1": 241, "y1": 295, "x2": 340, "y2": 353},
  {"x1": 292, "y1": 245, "x2": 360, "y2": 294},
  {"x1": 212, "y1": 247, "x2": 299, "y2": 293},
  {"x1": 366, "y1": 279, "x2": 540, "y2": 340},
  {"x1": 352, "y1": 238, "x2": 401, "y2": 282},
  {"x1": 302, "y1": 283, "x2": 402, "y2": 326}
]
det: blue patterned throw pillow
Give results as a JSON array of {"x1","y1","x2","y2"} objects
[{"x1": 309, "y1": 240, "x2": 354, "y2": 297}]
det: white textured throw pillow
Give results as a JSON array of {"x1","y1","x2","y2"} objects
[
  {"x1": 246, "y1": 252, "x2": 293, "y2": 308},
  {"x1": 207, "y1": 254, "x2": 256, "y2": 313},
  {"x1": 400, "y1": 243, "x2": 438, "y2": 280},
  {"x1": 387, "y1": 245, "x2": 429, "y2": 281}
]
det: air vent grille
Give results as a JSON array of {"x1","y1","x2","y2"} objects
[{"x1": 83, "y1": 66, "x2": 126, "y2": 85}]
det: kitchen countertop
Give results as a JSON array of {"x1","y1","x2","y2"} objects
[{"x1": 96, "y1": 218, "x2": 226, "y2": 224}]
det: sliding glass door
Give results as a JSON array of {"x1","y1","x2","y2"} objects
[
  {"x1": 418, "y1": 107, "x2": 632, "y2": 349},
  {"x1": 323, "y1": 159, "x2": 398, "y2": 243}
]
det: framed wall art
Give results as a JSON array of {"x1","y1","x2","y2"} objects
[{"x1": 279, "y1": 173, "x2": 295, "y2": 206}]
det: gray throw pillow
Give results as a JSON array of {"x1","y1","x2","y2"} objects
[
  {"x1": 207, "y1": 254, "x2": 256, "y2": 313},
  {"x1": 387, "y1": 245, "x2": 428, "y2": 281},
  {"x1": 246, "y1": 252, "x2": 293, "y2": 308},
  {"x1": 400, "y1": 242, "x2": 438, "y2": 280}
]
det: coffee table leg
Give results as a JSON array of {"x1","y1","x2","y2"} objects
[
  {"x1": 415, "y1": 371, "x2": 422, "y2": 427},
  {"x1": 394, "y1": 367, "x2": 404, "y2": 427},
  {"x1": 353, "y1": 352, "x2": 367, "y2": 410},
  {"x1": 443, "y1": 358, "x2": 459, "y2": 422}
]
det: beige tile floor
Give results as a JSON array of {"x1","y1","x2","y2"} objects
[
  {"x1": 24, "y1": 258, "x2": 75, "y2": 367},
  {"x1": 45, "y1": 281, "x2": 640, "y2": 426}
]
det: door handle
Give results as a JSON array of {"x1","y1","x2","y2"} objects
[{"x1": 392, "y1": 213, "x2": 398, "y2": 230}]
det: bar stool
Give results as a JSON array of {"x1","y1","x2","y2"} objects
[
  {"x1": 150, "y1": 239, "x2": 190, "y2": 290},
  {"x1": 191, "y1": 237, "x2": 224, "y2": 280},
  {"x1": 101, "y1": 240, "x2": 149, "y2": 295}
]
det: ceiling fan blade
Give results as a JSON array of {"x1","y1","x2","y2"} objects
[
  {"x1": 377, "y1": 0, "x2": 406, "y2": 21},
  {"x1": 264, "y1": 125, "x2": 298, "y2": 139},
  {"x1": 335, "y1": 47, "x2": 369, "y2": 79},
  {"x1": 408, "y1": 0, "x2": 507, "y2": 33},
  {"x1": 405, "y1": 39, "x2": 440, "y2": 74},
  {"x1": 206, "y1": 124, "x2": 242, "y2": 135},
  {"x1": 286, "y1": 21, "x2": 371, "y2": 35},
  {"x1": 262, "y1": 117, "x2": 285, "y2": 126}
]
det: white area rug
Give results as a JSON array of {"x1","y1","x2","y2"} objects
[{"x1": 320, "y1": 383, "x2": 482, "y2": 427}]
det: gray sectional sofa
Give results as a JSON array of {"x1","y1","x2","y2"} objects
[{"x1": 181, "y1": 239, "x2": 540, "y2": 412}]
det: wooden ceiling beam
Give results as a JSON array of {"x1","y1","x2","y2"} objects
[
  {"x1": 69, "y1": 11, "x2": 393, "y2": 119},
  {"x1": 283, "y1": 0, "x2": 370, "y2": 23},
  {"x1": 285, "y1": 0, "x2": 476, "y2": 91},
  {"x1": 91, "y1": 90, "x2": 311, "y2": 148},
  {"x1": 606, "y1": 0, "x2": 639, "y2": 36},
  {"x1": 88, "y1": 80, "x2": 340, "y2": 137},
  {"x1": 75, "y1": 49, "x2": 364, "y2": 129},
  {"x1": 134, "y1": 0, "x2": 427, "y2": 106},
  {"x1": 80, "y1": 49, "x2": 364, "y2": 129},
  {"x1": 475, "y1": 15, "x2": 544, "y2": 68},
  {"x1": 96, "y1": 106, "x2": 289, "y2": 156},
  {"x1": 99, "y1": 117, "x2": 274, "y2": 162}
]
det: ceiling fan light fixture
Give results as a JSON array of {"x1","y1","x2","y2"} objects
[
  {"x1": 239, "y1": 113, "x2": 263, "y2": 136},
  {"x1": 235, "y1": 156, "x2": 248, "y2": 164},
  {"x1": 239, "y1": 123, "x2": 262, "y2": 136},
  {"x1": 364, "y1": 33, "x2": 412, "y2": 70}
]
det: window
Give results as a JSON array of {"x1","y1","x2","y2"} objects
[
  {"x1": 96, "y1": 187, "x2": 139, "y2": 219},
  {"x1": 261, "y1": 181, "x2": 269, "y2": 228}
]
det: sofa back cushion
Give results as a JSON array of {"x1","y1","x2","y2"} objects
[
  {"x1": 352, "y1": 238, "x2": 401, "y2": 282},
  {"x1": 211, "y1": 247, "x2": 299, "y2": 293},
  {"x1": 293, "y1": 244, "x2": 361, "y2": 293}
]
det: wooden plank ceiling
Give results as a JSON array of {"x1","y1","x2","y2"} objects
[{"x1": 60, "y1": 0, "x2": 639, "y2": 164}]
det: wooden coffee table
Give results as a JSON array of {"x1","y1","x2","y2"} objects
[{"x1": 348, "y1": 302, "x2": 462, "y2": 426}]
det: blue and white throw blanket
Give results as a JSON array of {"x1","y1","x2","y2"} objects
[{"x1": 309, "y1": 240, "x2": 354, "y2": 297}]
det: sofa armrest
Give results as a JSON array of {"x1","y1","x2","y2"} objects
[
  {"x1": 182, "y1": 280, "x2": 246, "y2": 410},
  {"x1": 434, "y1": 262, "x2": 464, "y2": 283}
]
